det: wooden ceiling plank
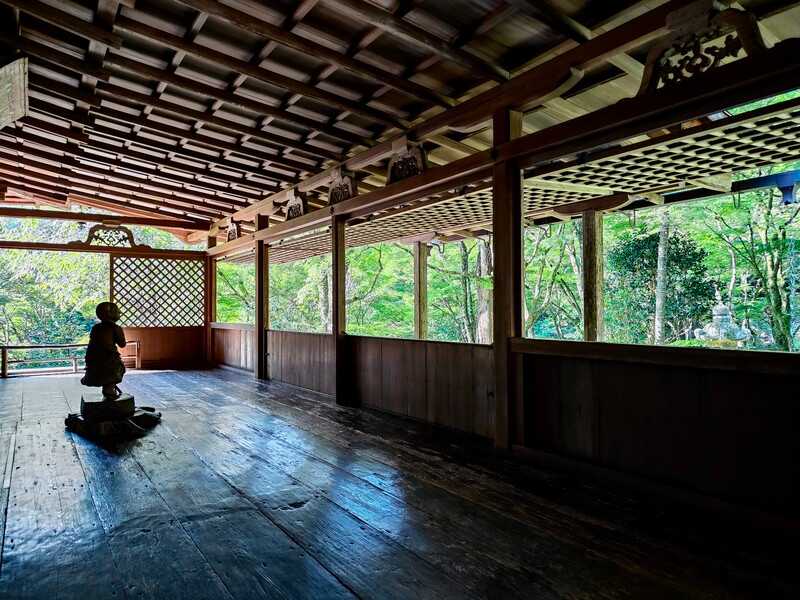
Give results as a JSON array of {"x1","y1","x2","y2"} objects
[
  {"x1": 0, "y1": 139, "x2": 252, "y2": 211},
  {"x1": 326, "y1": 0, "x2": 508, "y2": 82},
  {"x1": 172, "y1": 0, "x2": 451, "y2": 107},
  {"x1": 1, "y1": 171, "x2": 228, "y2": 221},
  {"x1": 0, "y1": 0, "x2": 122, "y2": 48},
  {"x1": 93, "y1": 81, "x2": 318, "y2": 173},
  {"x1": 114, "y1": 15, "x2": 400, "y2": 129},
  {"x1": 103, "y1": 53, "x2": 342, "y2": 161},
  {"x1": 0, "y1": 32, "x2": 109, "y2": 80},
  {"x1": 6, "y1": 125, "x2": 271, "y2": 200},
  {"x1": 104, "y1": 53, "x2": 362, "y2": 149}
]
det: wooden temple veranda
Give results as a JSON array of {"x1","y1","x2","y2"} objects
[{"x1": 1, "y1": 0, "x2": 800, "y2": 598}]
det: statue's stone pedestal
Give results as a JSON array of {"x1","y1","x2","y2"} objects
[
  {"x1": 80, "y1": 394, "x2": 135, "y2": 422},
  {"x1": 67, "y1": 393, "x2": 160, "y2": 438}
]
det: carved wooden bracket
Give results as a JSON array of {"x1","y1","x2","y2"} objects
[
  {"x1": 327, "y1": 167, "x2": 357, "y2": 204},
  {"x1": 68, "y1": 224, "x2": 152, "y2": 250},
  {"x1": 226, "y1": 220, "x2": 241, "y2": 241},
  {"x1": 637, "y1": 0, "x2": 767, "y2": 96},
  {"x1": 386, "y1": 139, "x2": 427, "y2": 184},
  {"x1": 284, "y1": 189, "x2": 308, "y2": 220}
]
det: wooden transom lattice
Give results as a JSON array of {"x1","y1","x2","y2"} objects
[{"x1": 111, "y1": 256, "x2": 204, "y2": 327}]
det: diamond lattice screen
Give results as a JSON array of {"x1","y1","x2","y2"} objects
[{"x1": 111, "y1": 256, "x2": 205, "y2": 327}]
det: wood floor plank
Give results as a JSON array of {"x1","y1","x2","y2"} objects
[
  {"x1": 0, "y1": 372, "x2": 798, "y2": 600},
  {"x1": 131, "y1": 373, "x2": 733, "y2": 599},
  {"x1": 181, "y1": 369, "x2": 800, "y2": 598}
]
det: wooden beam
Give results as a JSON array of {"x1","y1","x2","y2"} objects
[
  {"x1": 0, "y1": 206, "x2": 205, "y2": 230},
  {"x1": 492, "y1": 107, "x2": 523, "y2": 450},
  {"x1": 331, "y1": 214, "x2": 350, "y2": 405},
  {"x1": 201, "y1": 0, "x2": 694, "y2": 235},
  {"x1": 113, "y1": 15, "x2": 401, "y2": 129},
  {"x1": 255, "y1": 214, "x2": 269, "y2": 380},
  {"x1": 102, "y1": 53, "x2": 358, "y2": 152},
  {"x1": 0, "y1": 239, "x2": 204, "y2": 259},
  {"x1": 172, "y1": 0, "x2": 451, "y2": 107},
  {"x1": 0, "y1": 0, "x2": 122, "y2": 48},
  {"x1": 327, "y1": 0, "x2": 507, "y2": 82},
  {"x1": 413, "y1": 241, "x2": 429, "y2": 340},
  {"x1": 582, "y1": 209, "x2": 603, "y2": 342}
]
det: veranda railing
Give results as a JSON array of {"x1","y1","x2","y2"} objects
[{"x1": 0, "y1": 341, "x2": 140, "y2": 378}]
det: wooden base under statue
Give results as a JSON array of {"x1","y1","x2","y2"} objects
[{"x1": 66, "y1": 393, "x2": 161, "y2": 438}]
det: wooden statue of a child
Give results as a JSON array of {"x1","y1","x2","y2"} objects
[{"x1": 81, "y1": 302, "x2": 127, "y2": 400}]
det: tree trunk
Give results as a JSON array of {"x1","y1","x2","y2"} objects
[
  {"x1": 654, "y1": 209, "x2": 670, "y2": 344},
  {"x1": 475, "y1": 238, "x2": 493, "y2": 344},
  {"x1": 319, "y1": 269, "x2": 330, "y2": 333},
  {"x1": 458, "y1": 242, "x2": 475, "y2": 343}
]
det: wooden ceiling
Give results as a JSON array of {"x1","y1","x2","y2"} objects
[{"x1": 0, "y1": 0, "x2": 798, "y2": 245}]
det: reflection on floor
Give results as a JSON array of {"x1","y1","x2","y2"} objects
[{"x1": 0, "y1": 370, "x2": 796, "y2": 599}]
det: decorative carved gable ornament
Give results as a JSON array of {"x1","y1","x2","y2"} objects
[
  {"x1": 226, "y1": 220, "x2": 241, "y2": 242},
  {"x1": 637, "y1": 0, "x2": 767, "y2": 96},
  {"x1": 327, "y1": 168, "x2": 357, "y2": 204},
  {"x1": 68, "y1": 224, "x2": 152, "y2": 250},
  {"x1": 386, "y1": 139, "x2": 427, "y2": 184},
  {"x1": 285, "y1": 189, "x2": 308, "y2": 220}
]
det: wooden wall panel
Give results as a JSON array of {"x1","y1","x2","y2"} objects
[
  {"x1": 521, "y1": 350, "x2": 800, "y2": 515},
  {"x1": 267, "y1": 331, "x2": 335, "y2": 396},
  {"x1": 210, "y1": 324, "x2": 255, "y2": 371},
  {"x1": 122, "y1": 326, "x2": 204, "y2": 369},
  {"x1": 350, "y1": 336, "x2": 494, "y2": 438}
]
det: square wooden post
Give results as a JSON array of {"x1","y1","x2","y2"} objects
[
  {"x1": 492, "y1": 108, "x2": 523, "y2": 450},
  {"x1": 331, "y1": 214, "x2": 354, "y2": 405},
  {"x1": 582, "y1": 209, "x2": 604, "y2": 342},
  {"x1": 413, "y1": 241, "x2": 429, "y2": 339},
  {"x1": 255, "y1": 214, "x2": 270, "y2": 379},
  {"x1": 204, "y1": 235, "x2": 217, "y2": 367}
]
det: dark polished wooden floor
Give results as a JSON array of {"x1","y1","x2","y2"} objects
[{"x1": 0, "y1": 370, "x2": 797, "y2": 599}]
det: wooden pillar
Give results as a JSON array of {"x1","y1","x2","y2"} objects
[
  {"x1": 204, "y1": 234, "x2": 217, "y2": 366},
  {"x1": 582, "y1": 209, "x2": 604, "y2": 342},
  {"x1": 331, "y1": 214, "x2": 354, "y2": 405},
  {"x1": 492, "y1": 108, "x2": 523, "y2": 450},
  {"x1": 413, "y1": 241, "x2": 429, "y2": 339},
  {"x1": 255, "y1": 214, "x2": 269, "y2": 379},
  {"x1": 1, "y1": 347, "x2": 7, "y2": 379}
]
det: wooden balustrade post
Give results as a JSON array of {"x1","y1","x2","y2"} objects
[
  {"x1": 255, "y1": 214, "x2": 270, "y2": 379},
  {"x1": 582, "y1": 209, "x2": 604, "y2": 342},
  {"x1": 492, "y1": 108, "x2": 523, "y2": 450},
  {"x1": 331, "y1": 214, "x2": 354, "y2": 405},
  {"x1": 413, "y1": 241, "x2": 429, "y2": 339},
  {"x1": 1, "y1": 347, "x2": 7, "y2": 378}
]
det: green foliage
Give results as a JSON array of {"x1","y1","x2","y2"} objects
[
  {"x1": 523, "y1": 221, "x2": 583, "y2": 340},
  {"x1": 346, "y1": 244, "x2": 414, "y2": 338},
  {"x1": 605, "y1": 226, "x2": 715, "y2": 344},
  {"x1": 216, "y1": 261, "x2": 255, "y2": 324},
  {"x1": 269, "y1": 254, "x2": 331, "y2": 333}
]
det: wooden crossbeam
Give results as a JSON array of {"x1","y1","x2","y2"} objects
[
  {"x1": 113, "y1": 15, "x2": 401, "y2": 130},
  {"x1": 326, "y1": 0, "x2": 507, "y2": 82},
  {"x1": 172, "y1": 0, "x2": 451, "y2": 107},
  {"x1": 0, "y1": 139, "x2": 250, "y2": 211},
  {"x1": 0, "y1": 207, "x2": 206, "y2": 230},
  {"x1": 0, "y1": 0, "x2": 122, "y2": 48}
]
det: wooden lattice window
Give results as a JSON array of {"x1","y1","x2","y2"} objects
[{"x1": 111, "y1": 256, "x2": 205, "y2": 327}]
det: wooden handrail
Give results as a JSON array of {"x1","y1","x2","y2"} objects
[{"x1": 0, "y1": 340, "x2": 141, "y2": 377}]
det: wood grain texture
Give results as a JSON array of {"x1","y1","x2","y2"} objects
[
  {"x1": 521, "y1": 352, "x2": 800, "y2": 515},
  {"x1": 123, "y1": 326, "x2": 204, "y2": 369},
  {"x1": 349, "y1": 336, "x2": 495, "y2": 438},
  {"x1": 267, "y1": 330, "x2": 335, "y2": 396},
  {"x1": 2, "y1": 371, "x2": 798, "y2": 599}
]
